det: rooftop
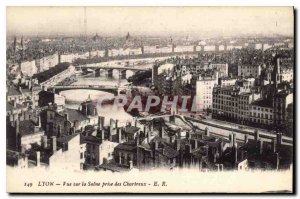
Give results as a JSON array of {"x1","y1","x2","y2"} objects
[
  {"x1": 57, "y1": 133, "x2": 79, "y2": 144},
  {"x1": 124, "y1": 126, "x2": 140, "y2": 134},
  {"x1": 19, "y1": 120, "x2": 42, "y2": 136},
  {"x1": 61, "y1": 108, "x2": 88, "y2": 123},
  {"x1": 251, "y1": 98, "x2": 273, "y2": 108},
  {"x1": 7, "y1": 86, "x2": 22, "y2": 96},
  {"x1": 115, "y1": 141, "x2": 137, "y2": 151}
]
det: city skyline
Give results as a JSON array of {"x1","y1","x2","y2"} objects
[{"x1": 7, "y1": 7, "x2": 294, "y2": 38}]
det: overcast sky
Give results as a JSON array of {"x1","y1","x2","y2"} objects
[{"x1": 7, "y1": 7, "x2": 294, "y2": 38}]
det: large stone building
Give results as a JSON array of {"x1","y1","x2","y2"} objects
[
  {"x1": 212, "y1": 85, "x2": 261, "y2": 123},
  {"x1": 195, "y1": 73, "x2": 218, "y2": 111},
  {"x1": 238, "y1": 64, "x2": 262, "y2": 77}
]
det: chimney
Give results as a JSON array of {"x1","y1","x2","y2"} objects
[
  {"x1": 170, "y1": 115, "x2": 175, "y2": 123},
  {"x1": 259, "y1": 139, "x2": 263, "y2": 155},
  {"x1": 42, "y1": 135, "x2": 47, "y2": 149},
  {"x1": 277, "y1": 58, "x2": 281, "y2": 72},
  {"x1": 109, "y1": 119, "x2": 115, "y2": 136},
  {"x1": 115, "y1": 119, "x2": 118, "y2": 129},
  {"x1": 276, "y1": 132, "x2": 282, "y2": 146},
  {"x1": 271, "y1": 138, "x2": 276, "y2": 153},
  {"x1": 135, "y1": 132, "x2": 140, "y2": 146},
  {"x1": 134, "y1": 118, "x2": 137, "y2": 127},
  {"x1": 218, "y1": 140, "x2": 224, "y2": 156},
  {"x1": 169, "y1": 136, "x2": 175, "y2": 144},
  {"x1": 143, "y1": 125, "x2": 147, "y2": 135},
  {"x1": 275, "y1": 152, "x2": 280, "y2": 170},
  {"x1": 109, "y1": 130, "x2": 113, "y2": 142},
  {"x1": 216, "y1": 164, "x2": 220, "y2": 172},
  {"x1": 154, "y1": 141, "x2": 159, "y2": 150},
  {"x1": 21, "y1": 144, "x2": 26, "y2": 154},
  {"x1": 117, "y1": 128, "x2": 122, "y2": 143},
  {"x1": 62, "y1": 142, "x2": 67, "y2": 151},
  {"x1": 100, "y1": 129, "x2": 105, "y2": 141},
  {"x1": 51, "y1": 136, "x2": 57, "y2": 153},
  {"x1": 205, "y1": 127, "x2": 210, "y2": 136},
  {"x1": 185, "y1": 131, "x2": 189, "y2": 139},
  {"x1": 229, "y1": 133, "x2": 233, "y2": 146},
  {"x1": 199, "y1": 132, "x2": 203, "y2": 140},
  {"x1": 98, "y1": 116, "x2": 104, "y2": 130},
  {"x1": 232, "y1": 143, "x2": 238, "y2": 165},
  {"x1": 64, "y1": 113, "x2": 69, "y2": 121},
  {"x1": 219, "y1": 164, "x2": 224, "y2": 171},
  {"x1": 213, "y1": 149, "x2": 217, "y2": 163},
  {"x1": 185, "y1": 144, "x2": 192, "y2": 154},
  {"x1": 36, "y1": 151, "x2": 40, "y2": 167},
  {"x1": 186, "y1": 131, "x2": 192, "y2": 140},
  {"x1": 129, "y1": 160, "x2": 133, "y2": 169},
  {"x1": 159, "y1": 125, "x2": 165, "y2": 138},
  {"x1": 254, "y1": 129, "x2": 259, "y2": 141},
  {"x1": 150, "y1": 121, "x2": 154, "y2": 132},
  {"x1": 232, "y1": 133, "x2": 236, "y2": 146},
  {"x1": 147, "y1": 132, "x2": 151, "y2": 144},
  {"x1": 194, "y1": 139, "x2": 198, "y2": 149},
  {"x1": 28, "y1": 80, "x2": 32, "y2": 90},
  {"x1": 24, "y1": 154, "x2": 29, "y2": 169},
  {"x1": 15, "y1": 119, "x2": 20, "y2": 148},
  {"x1": 175, "y1": 139, "x2": 181, "y2": 151},
  {"x1": 244, "y1": 134, "x2": 249, "y2": 145}
]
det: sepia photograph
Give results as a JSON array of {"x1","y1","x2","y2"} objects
[{"x1": 5, "y1": 6, "x2": 295, "y2": 193}]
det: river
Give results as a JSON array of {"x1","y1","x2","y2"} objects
[{"x1": 60, "y1": 69, "x2": 136, "y2": 126}]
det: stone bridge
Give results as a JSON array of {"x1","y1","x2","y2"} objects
[
  {"x1": 76, "y1": 64, "x2": 151, "y2": 79},
  {"x1": 51, "y1": 85, "x2": 125, "y2": 95}
]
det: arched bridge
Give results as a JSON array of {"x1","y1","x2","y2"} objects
[
  {"x1": 76, "y1": 64, "x2": 151, "y2": 71},
  {"x1": 76, "y1": 64, "x2": 151, "y2": 79},
  {"x1": 51, "y1": 85, "x2": 126, "y2": 95}
]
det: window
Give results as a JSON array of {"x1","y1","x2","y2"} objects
[{"x1": 80, "y1": 152, "x2": 83, "y2": 159}]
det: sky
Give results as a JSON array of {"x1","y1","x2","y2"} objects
[{"x1": 6, "y1": 7, "x2": 294, "y2": 38}]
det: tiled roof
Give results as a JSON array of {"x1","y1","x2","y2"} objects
[
  {"x1": 7, "y1": 86, "x2": 22, "y2": 96},
  {"x1": 6, "y1": 102, "x2": 14, "y2": 112},
  {"x1": 19, "y1": 120, "x2": 41, "y2": 136},
  {"x1": 57, "y1": 133, "x2": 79, "y2": 143},
  {"x1": 115, "y1": 141, "x2": 137, "y2": 151},
  {"x1": 61, "y1": 108, "x2": 88, "y2": 122},
  {"x1": 251, "y1": 98, "x2": 273, "y2": 108},
  {"x1": 124, "y1": 126, "x2": 140, "y2": 134},
  {"x1": 160, "y1": 145, "x2": 178, "y2": 158}
]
